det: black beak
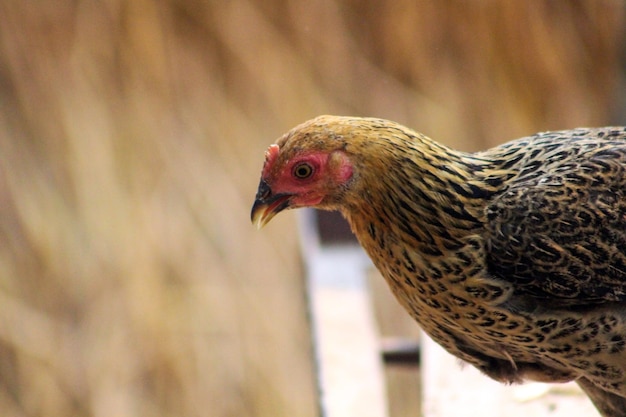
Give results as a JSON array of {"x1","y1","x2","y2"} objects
[{"x1": 250, "y1": 179, "x2": 292, "y2": 228}]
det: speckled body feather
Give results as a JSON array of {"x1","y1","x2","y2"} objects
[{"x1": 252, "y1": 116, "x2": 626, "y2": 416}]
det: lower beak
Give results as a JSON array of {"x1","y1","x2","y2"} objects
[{"x1": 251, "y1": 180, "x2": 292, "y2": 229}]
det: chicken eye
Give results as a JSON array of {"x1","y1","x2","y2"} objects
[{"x1": 293, "y1": 162, "x2": 314, "y2": 179}]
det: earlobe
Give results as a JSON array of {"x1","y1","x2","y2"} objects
[{"x1": 329, "y1": 151, "x2": 353, "y2": 184}]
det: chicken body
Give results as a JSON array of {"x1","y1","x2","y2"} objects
[{"x1": 251, "y1": 116, "x2": 626, "y2": 416}]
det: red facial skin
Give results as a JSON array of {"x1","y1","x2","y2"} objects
[{"x1": 265, "y1": 147, "x2": 353, "y2": 209}]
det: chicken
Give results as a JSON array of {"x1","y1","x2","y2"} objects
[{"x1": 250, "y1": 115, "x2": 626, "y2": 417}]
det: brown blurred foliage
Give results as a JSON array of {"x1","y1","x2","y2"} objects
[{"x1": 0, "y1": 1, "x2": 623, "y2": 417}]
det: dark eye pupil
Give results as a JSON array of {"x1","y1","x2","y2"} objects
[{"x1": 294, "y1": 163, "x2": 312, "y2": 178}]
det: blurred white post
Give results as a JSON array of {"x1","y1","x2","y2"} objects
[{"x1": 299, "y1": 209, "x2": 388, "y2": 417}]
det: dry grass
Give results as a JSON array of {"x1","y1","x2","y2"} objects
[{"x1": 0, "y1": 1, "x2": 623, "y2": 416}]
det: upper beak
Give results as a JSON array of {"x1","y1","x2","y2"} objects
[{"x1": 251, "y1": 179, "x2": 292, "y2": 229}]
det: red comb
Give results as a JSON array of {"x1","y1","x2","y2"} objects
[{"x1": 262, "y1": 144, "x2": 280, "y2": 177}]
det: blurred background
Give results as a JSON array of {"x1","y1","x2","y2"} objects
[{"x1": 0, "y1": 1, "x2": 624, "y2": 417}]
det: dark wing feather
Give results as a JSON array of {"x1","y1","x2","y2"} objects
[{"x1": 485, "y1": 143, "x2": 626, "y2": 307}]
